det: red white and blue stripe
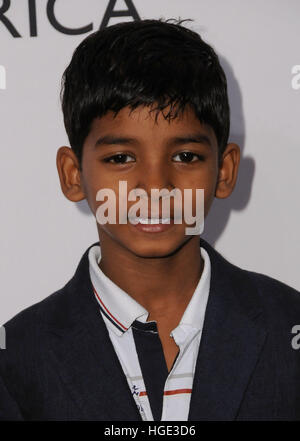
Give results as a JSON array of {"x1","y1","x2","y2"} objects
[{"x1": 88, "y1": 244, "x2": 211, "y2": 421}]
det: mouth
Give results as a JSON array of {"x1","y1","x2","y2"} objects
[
  {"x1": 127, "y1": 215, "x2": 178, "y2": 234},
  {"x1": 128, "y1": 217, "x2": 173, "y2": 225}
]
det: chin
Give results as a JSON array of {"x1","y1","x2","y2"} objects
[{"x1": 122, "y1": 236, "x2": 190, "y2": 259}]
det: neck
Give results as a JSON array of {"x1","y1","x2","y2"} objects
[{"x1": 97, "y1": 232, "x2": 204, "y2": 322}]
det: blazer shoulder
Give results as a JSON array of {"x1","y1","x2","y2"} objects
[
  {"x1": 203, "y1": 238, "x2": 299, "y2": 299},
  {"x1": 1, "y1": 241, "x2": 98, "y2": 337},
  {"x1": 241, "y1": 265, "x2": 299, "y2": 301},
  {"x1": 1, "y1": 283, "x2": 71, "y2": 355},
  {"x1": 232, "y1": 261, "x2": 300, "y2": 323},
  {"x1": 0, "y1": 274, "x2": 82, "y2": 419}
]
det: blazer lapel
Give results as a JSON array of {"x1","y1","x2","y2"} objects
[
  {"x1": 47, "y1": 239, "x2": 268, "y2": 421},
  {"x1": 188, "y1": 240, "x2": 268, "y2": 420},
  {"x1": 48, "y1": 243, "x2": 142, "y2": 421}
]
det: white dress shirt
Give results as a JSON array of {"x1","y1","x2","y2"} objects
[{"x1": 88, "y1": 244, "x2": 211, "y2": 421}]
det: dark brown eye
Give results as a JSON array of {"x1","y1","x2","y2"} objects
[
  {"x1": 173, "y1": 152, "x2": 203, "y2": 163},
  {"x1": 104, "y1": 154, "x2": 134, "y2": 164}
]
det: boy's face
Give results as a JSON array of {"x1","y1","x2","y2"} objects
[{"x1": 57, "y1": 105, "x2": 240, "y2": 258}]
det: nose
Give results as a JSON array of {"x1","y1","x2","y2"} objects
[
  {"x1": 132, "y1": 164, "x2": 177, "y2": 218},
  {"x1": 135, "y1": 162, "x2": 175, "y2": 196},
  {"x1": 127, "y1": 159, "x2": 182, "y2": 220}
]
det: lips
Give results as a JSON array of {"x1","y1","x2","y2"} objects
[
  {"x1": 128, "y1": 217, "x2": 173, "y2": 225},
  {"x1": 128, "y1": 217, "x2": 175, "y2": 233}
]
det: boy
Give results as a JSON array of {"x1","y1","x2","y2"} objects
[{"x1": 1, "y1": 18, "x2": 300, "y2": 421}]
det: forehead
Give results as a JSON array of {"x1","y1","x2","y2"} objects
[{"x1": 85, "y1": 104, "x2": 218, "y2": 152}]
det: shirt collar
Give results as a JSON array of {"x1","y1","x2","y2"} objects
[
  {"x1": 179, "y1": 246, "x2": 210, "y2": 328},
  {"x1": 88, "y1": 244, "x2": 211, "y2": 337}
]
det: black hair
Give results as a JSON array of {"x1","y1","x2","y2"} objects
[{"x1": 60, "y1": 18, "x2": 230, "y2": 169}]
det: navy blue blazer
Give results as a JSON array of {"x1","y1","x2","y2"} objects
[{"x1": 1, "y1": 239, "x2": 300, "y2": 421}]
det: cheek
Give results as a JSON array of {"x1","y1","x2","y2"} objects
[
  {"x1": 179, "y1": 174, "x2": 217, "y2": 218},
  {"x1": 82, "y1": 169, "x2": 121, "y2": 214},
  {"x1": 92, "y1": 181, "x2": 134, "y2": 225},
  {"x1": 178, "y1": 170, "x2": 217, "y2": 197}
]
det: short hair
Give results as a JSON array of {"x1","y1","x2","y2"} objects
[{"x1": 60, "y1": 18, "x2": 230, "y2": 169}]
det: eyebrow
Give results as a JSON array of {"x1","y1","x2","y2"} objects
[
  {"x1": 94, "y1": 133, "x2": 212, "y2": 149},
  {"x1": 171, "y1": 134, "x2": 212, "y2": 148},
  {"x1": 94, "y1": 135, "x2": 137, "y2": 148}
]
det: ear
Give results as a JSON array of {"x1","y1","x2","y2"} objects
[
  {"x1": 56, "y1": 146, "x2": 86, "y2": 202},
  {"x1": 215, "y1": 143, "x2": 240, "y2": 199}
]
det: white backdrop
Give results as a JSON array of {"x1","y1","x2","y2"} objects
[{"x1": 1, "y1": 0, "x2": 300, "y2": 325}]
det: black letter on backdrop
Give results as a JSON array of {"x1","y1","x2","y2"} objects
[
  {"x1": 47, "y1": 0, "x2": 93, "y2": 35},
  {"x1": 0, "y1": 0, "x2": 21, "y2": 37},
  {"x1": 28, "y1": 0, "x2": 37, "y2": 36},
  {"x1": 100, "y1": 0, "x2": 140, "y2": 29}
]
